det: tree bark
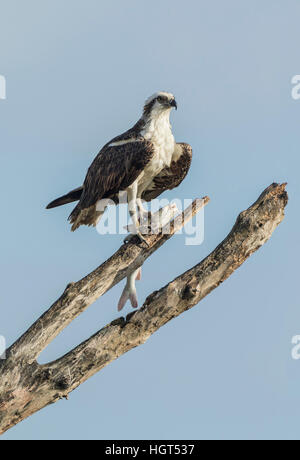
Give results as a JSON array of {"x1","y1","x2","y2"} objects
[{"x1": 0, "y1": 184, "x2": 287, "y2": 434}]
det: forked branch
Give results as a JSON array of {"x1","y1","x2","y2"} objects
[{"x1": 0, "y1": 184, "x2": 287, "y2": 434}]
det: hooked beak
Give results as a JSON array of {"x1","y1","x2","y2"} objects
[{"x1": 170, "y1": 99, "x2": 177, "y2": 110}]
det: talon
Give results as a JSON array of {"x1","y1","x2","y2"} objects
[
  {"x1": 136, "y1": 232, "x2": 150, "y2": 247},
  {"x1": 123, "y1": 234, "x2": 135, "y2": 244}
]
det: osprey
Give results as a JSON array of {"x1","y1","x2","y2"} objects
[{"x1": 46, "y1": 91, "x2": 192, "y2": 244}]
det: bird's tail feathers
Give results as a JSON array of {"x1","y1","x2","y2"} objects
[
  {"x1": 46, "y1": 187, "x2": 83, "y2": 209},
  {"x1": 118, "y1": 286, "x2": 138, "y2": 311},
  {"x1": 69, "y1": 202, "x2": 107, "y2": 232},
  {"x1": 117, "y1": 268, "x2": 141, "y2": 311}
]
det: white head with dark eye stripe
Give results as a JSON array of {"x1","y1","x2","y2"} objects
[{"x1": 143, "y1": 91, "x2": 177, "y2": 118}]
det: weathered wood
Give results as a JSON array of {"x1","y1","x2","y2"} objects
[
  {"x1": 0, "y1": 184, "x2": 287, "y2": 434},
  {"x1": 9, "y1": 198, "x2": 208, "y2": 363}
]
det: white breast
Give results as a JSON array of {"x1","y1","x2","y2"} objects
[{"x1": 141, "y1": 110, "x2": 175, "y2": 174}]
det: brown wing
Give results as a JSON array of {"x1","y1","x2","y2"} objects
[
  {"x1": 69, "y1": 139, "x2": 154, "y2": 230},
  {"x1": 142, "y1": 143, "x2": 192, "y2": 202}
]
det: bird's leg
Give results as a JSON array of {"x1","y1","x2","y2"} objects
[
  {"x1": 127, "y1": 183, "x2": 149, "y2": 245},
  {"x1": 117, "y1": 267, "x2": 142, "y2": 311},
  {"x1": 137, "y1": 198, "x2": 152, "y2": 224}
]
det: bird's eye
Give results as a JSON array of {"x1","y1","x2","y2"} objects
[{"x1": 157, "y1": 96, "x2": 163, "y2": 102}]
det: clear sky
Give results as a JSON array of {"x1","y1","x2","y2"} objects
[{"x1": 1, "y1": 0, "x2": 300, "y2": 440}]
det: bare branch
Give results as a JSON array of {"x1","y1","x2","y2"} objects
[
  {"x1": 46, "y1": 183, "x2": 288, "y2": 389},
  {"x1": 9, "y1": 197, "x2": 209, "y2": 362},
  {"x1": 0, "y1": 184, "x2": 287, "y2": 434}
]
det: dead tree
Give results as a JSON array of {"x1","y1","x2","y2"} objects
[{"x1": 0, "y1": 183, "x2": 288, "y2": 434}]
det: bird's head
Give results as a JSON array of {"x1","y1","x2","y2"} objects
[{"x1": 143, "y1": 91, "x2": 177, "y2": 119}]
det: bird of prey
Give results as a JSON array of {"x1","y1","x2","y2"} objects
[
  {"x1": 47, "y1": 91, "x2": 193, "y2": 310},
  {"x1": 46, "y1": 91, "x2": 192, "y2": 244}
]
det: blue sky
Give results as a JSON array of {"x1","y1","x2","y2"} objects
[{"x1": 1, "y1": 0, "x2": 300, "y2": 440}]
